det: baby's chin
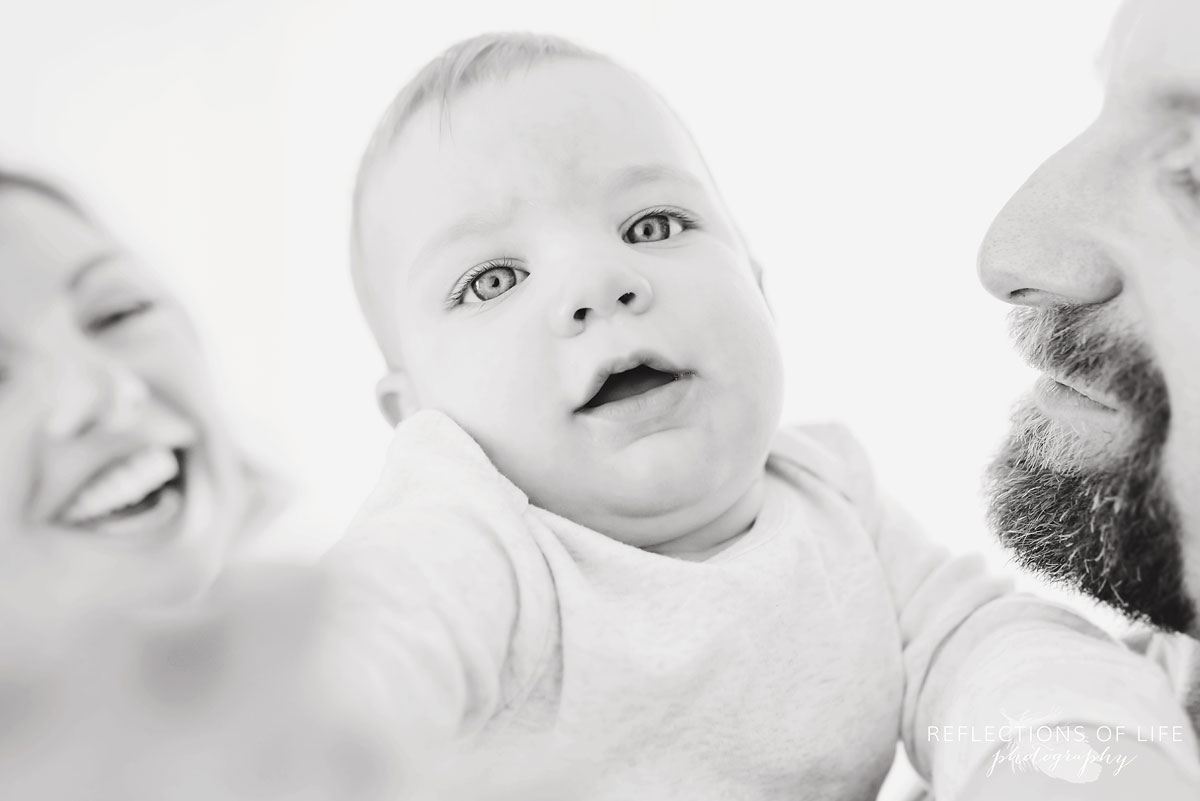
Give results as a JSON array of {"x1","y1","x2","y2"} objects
[{"x1": 530, "y1": 457, "x2": 758, "y2": 548}]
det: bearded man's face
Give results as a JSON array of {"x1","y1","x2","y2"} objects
[
  {"x1": 978, "y1": 0, "x2": 1200, "y2": 635},
  {"x1": 986, "y1": 305, "x2": 1193, "y2": 632}
]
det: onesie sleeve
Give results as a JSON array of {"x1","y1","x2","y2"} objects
[
  {"x1": 317, "y1": 410, "x2": 557, "y2": 758},
  {"x1": 798, "y1": 423, "x2": 1200, "y2": 800},
  {"x1": 1127, "y1": 630, "x2": 1200, "y2": 731}
]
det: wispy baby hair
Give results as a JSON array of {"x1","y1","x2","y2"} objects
[{"x1": 350, "y1": 32, "x2": 605, "y2": 361}]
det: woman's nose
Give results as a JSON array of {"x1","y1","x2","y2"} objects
[
  {"x1": 977, "y1": 136, "x2": 1124, "y2": 308},
  {"x1": 45, "y1": 349, "x2": 151, "y2": 440},
  {"x1": 551, "y1": 262, "x2": 654, "y2": 337}
]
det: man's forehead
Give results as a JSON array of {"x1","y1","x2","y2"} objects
[{"x1": 1101, "y1": 0, "x2": 1200, "y2": 109}]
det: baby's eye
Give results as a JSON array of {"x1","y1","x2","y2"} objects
[
  {"x1": 621, "y1": 207, "x2": 697, "y2": 245},
  {"x1": 624, "y1": 214, "x2": 682, "y2": 244},
  {"x1": 458, "y1": 263, "x2": 529, "y2": 305}
]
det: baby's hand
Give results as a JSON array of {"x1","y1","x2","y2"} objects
[{"x1": 0, "y1": 565, "x2": 400, "y2": 801}]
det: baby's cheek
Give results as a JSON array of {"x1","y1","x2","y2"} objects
[
  {"x1": 707, "y1": 289, "x2": 785, "y2": 444},
  {"x1": 433, "y1": 359, "x2": 547, "y2": 456},
  {"x1": 703, "y1": 280, "x2": 781, "y2": 372}
]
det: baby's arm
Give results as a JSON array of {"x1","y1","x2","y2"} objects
[
  {"x1": 316, "y1": 410, "x2": 556, "y2": 766},
  {"x1": 805, "y1": 425, "x2": 1199, "y2": 799}
]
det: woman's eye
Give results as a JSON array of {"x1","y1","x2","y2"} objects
[
  {"x1": 87, "y1": 300, "x2": 155, "y2": 333},
  {"x1": 463, "y1": 265, "x2": 528, "y2": 304},
  {"x1": 1175, "y1": 165, "x2": 1200, "y2": 197},
  {"x1": 624, "y1": 212, "x2": 686, "y2": 244}
]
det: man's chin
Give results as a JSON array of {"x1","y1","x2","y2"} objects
[{"x1": 986, "y1": 402, "x2": 1196, "y2": 634}]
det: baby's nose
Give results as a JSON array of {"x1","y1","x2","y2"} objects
[
  {"x1": 573, "y1": 290, "x2": 640, "y2": 321},
  {"x1": 552, "y1": 268, "x2": 653, "y2": 337}
]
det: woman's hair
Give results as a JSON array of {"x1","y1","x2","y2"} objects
[{"x1": 0, "y1": 169, "x2": 86, "y2": 217}]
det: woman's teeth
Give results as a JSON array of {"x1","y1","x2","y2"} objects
[{"x1": 60, "y1": 447, "x2": 182, "y2": 527}]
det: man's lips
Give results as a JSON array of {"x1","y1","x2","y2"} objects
[
  {"x1": 1037, "y1": 373, "x2": 1118, "y2": 413},
  {"x1": 575, "y1": 350, "x2": 693, "y2": 411},
  {"x1": 1018, "y1": 345, "x2": 1119, "y2": 412}
]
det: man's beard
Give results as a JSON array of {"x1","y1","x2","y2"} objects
[{"x1": 986, "y1": 305, "x2": 1195, "y2": 633}]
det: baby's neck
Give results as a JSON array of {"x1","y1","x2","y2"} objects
[{"x1": 643, "y1": 475, "x2": 766, "y2": 562}]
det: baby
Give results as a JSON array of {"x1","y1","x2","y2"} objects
[{"x1": 326, "y1": 33, "x2": 1200, "y2": 799}]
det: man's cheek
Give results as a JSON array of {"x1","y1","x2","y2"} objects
[{"x1": 1162, "y1": 432, "x2": 1200, "y2": 601}]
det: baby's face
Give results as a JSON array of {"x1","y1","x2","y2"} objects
[{"x1": 359, "y1": 59, "x2": 783, "y2": 546}]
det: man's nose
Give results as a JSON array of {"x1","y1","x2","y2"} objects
[
  {"x1": 550, "y1": 259, "x2": 654, "y2": 337},
  {"x1": 45, "y1": 347, "x2": 151, "y2": 440},
  {"x1": 977, "y1": 136, "x2": 1123, "y2": 308}
]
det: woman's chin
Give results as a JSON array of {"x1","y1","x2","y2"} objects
[{"x1": 51, "y1": 443, "x2": 237, "y2": 610}]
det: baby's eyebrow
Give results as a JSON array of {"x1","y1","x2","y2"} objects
[
  {"x1": 608, "y1": 163, "x2": 703, "y2": 196},
  {"x1": 414, "y1": 165, "x2": 703, "y2": 269},
  {"x1": 417, "y1": 203, "x2": 520, "y2": 266}
]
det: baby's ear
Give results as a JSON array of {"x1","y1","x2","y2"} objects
[{"x1": 375, "y1": 371, "x2": 419, "y2": 427}]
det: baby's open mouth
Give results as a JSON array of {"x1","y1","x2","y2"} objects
[{"x1": 579, "y1": 364, "x2": 689, "y2": 410}]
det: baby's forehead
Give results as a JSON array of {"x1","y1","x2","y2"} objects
[
  {"x1": 355, "y1": 58, "x2": 719, "y2": 319},
  {"x1": 374, "y1": 60, "x2": 710, "y2": 218}
]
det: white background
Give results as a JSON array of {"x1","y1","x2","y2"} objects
[
  {"x1": 0, "y1": 0, "x2": 1130, "y2": 795},
  {"x1": 0, "y1": 0, "x2": 1126, "y2": 583},
  {"x1": 0, "y1": 0, "x2": 1123, "y2": 556}
]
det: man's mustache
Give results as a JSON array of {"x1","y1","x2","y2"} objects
[{"x1": 1008, "y1": 304, "x2": 1169, "y2": 418}]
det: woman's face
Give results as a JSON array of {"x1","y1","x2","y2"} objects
[{"x1": 0, "y1": 187, "x2": 248, "y2": 611}]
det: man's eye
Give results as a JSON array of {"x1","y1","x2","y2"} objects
[
  {"x1": 87, "y1": 300, "x2": 155, "y2": 333},
  {"x1": 1174, "y1": 165, "x2": 1200, "y2": 197},
  {"x1": 460, "y1": 264, "x2": 529, "y2": 305},
  {"x1": 1162, "y1": 135, "x2": 1200, "y2": 198}
]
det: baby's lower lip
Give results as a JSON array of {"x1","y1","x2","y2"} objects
[{"x1": 575, "y1": 373, "x2": 696, "y2": 423}]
